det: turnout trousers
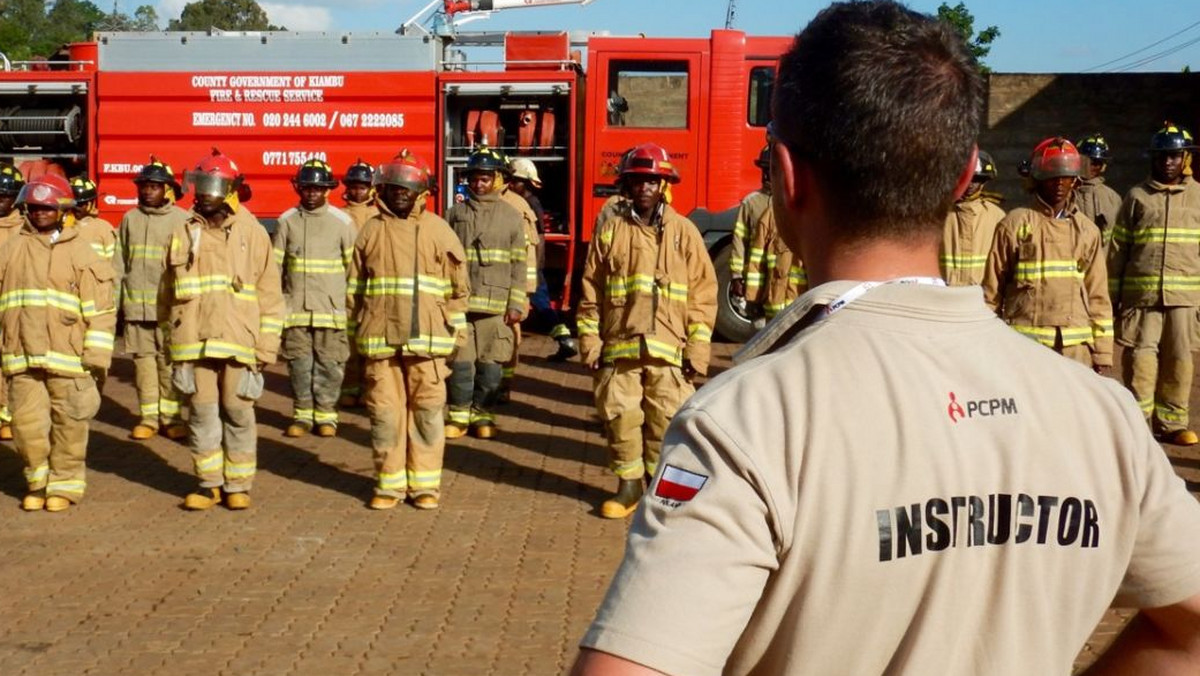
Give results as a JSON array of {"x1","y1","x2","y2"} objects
[
  {"x1": 282, "y1": 326, "x2": 349, "y2": 428},
  {"x1": 187, "y1": 359, "x2": 258, "y2": 494},
  {"x1": 12, "y1": 370, "x2": 100, "y2": 503},
  {"x1": 448, "y1": 313, "x2": 513, "y2": 428},
  {"x1": 593, "y1": 356, "x2": 694, "y2": 480},
  {"x1": 364, "y1": 355, "x2": 448, "y2": 499},
  {"x1": 1119, "y1": 306, "x2": 1198, "y2": 433},
  {"x1": 126, "y1": 321, "x2": 184, "y2": 428}
]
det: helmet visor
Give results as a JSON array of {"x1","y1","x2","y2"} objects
[
  {"x1": 1031, "y1": 153, "x2": 1082, "y2": 181},
  {"x1": 183, "y1": 171, "x2": 233, "y2": 198},
  {"x1": 376, "y1": 163, "x2": 428, "y2": 192},
  {"x1": 16, "y1": 182, "x2": 74, "y2": 209}
]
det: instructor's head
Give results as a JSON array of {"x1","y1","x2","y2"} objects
[{"x1": 770, "y1": 1, "x2": 984, "y2": 261}]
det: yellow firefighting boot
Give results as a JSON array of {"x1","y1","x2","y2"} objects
[
  {"x1": 369, "y1": 495, "x2": 400, "y2": 510},
  {"x1": 285, "y1": 422, "x2": 311, "y2": 438},
  {"x1": 44, "y1": 496, "x2": 71, "y2": 512},
  {"x1": 412, "y1": 494, "x2": 440, "y2": 510},
  {"x1": 162, "y1": 424, "x2": 188, "y2": 441},
  {"x1": 471, "y1": 422, "x2": 497, "y2": 439},
  {"x1": 0, "y1": 423, "x2": 13, "y2": 441},
  {"x1": 315, "y1": 423, "x2": 337, "y2": 438},
  {"x1": 224, "y1": 492, "x2": 251, "y2": 510},
  {"x1": 130, "y1": 423, "x2": 157, "y2": 440},
  {"x1": 183, "y1": 487, "x2": 222, "y2": 511},
  {"x1": 445, "y1": 424, "x2": 468, "y2": 440},
  {"x1": 1163, "y1": 429, "x2": 1200, "y2": 446},
  {"x1": 21, "y1": 489, "x2": 45, "y2": 511},
  {"x1": 601, "y1": 479, "x2": 645, "y2": 519}
]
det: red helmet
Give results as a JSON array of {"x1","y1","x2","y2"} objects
[
  {"x1": 1028, "y1": 137, "x2": 1082, "y2": 181},
  {"x1": 376, "y1": 149, "x2": 433, "y2": 193},
  {"x1": 17, "y1": 173, "x2": 75, "y2": 210},
  {"x1": 619, "y1": 143, "x2": 681, "y2": 184},
  {"x1": 184, "y1": 147, "x2": 250, "y2": 201}
]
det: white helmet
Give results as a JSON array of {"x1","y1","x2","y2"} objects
[{"x1": 509, "y1": 158, "x2": 542, "y2": 189}]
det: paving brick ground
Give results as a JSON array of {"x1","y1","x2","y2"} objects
[{"x1": 0, "y1": 334, "x2": 1196, "y2": 674}]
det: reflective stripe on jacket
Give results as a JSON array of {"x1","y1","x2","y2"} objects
[
  {"x1": 119, "y1": 203, "x2": 189, "y2": 322},
  {"x1": 745, "y1": 209, "x2": 807, "y2": 318},
  {"x1": 1108, "y1": 176, "x2": 1200, "y2": 308},
  {"x1": 728, "y1": 190, "x2": 770, "y2": 278},
  {"x1": 941, "y1": 196, "x2": 1005, "y2": 286},
  {"x1": 578, "y1": 203, "x2": 718, "y2": 373},
  {"x1": 273, "y1": 204, "x2": 357, "y2": 329},
  {"x1": 500, "y1": 188, "x2": 540, "y2": 293},
  {"x1": 0, "y1": 222, "x2": 116, "y2": 376},
  {"x1": 347, "y1": 203, "x2": 468, "y2": 359},
  {"x1": 447, "y1": 190, "x2": 527, "y2": 316},
  {"x1": 160, "y1": 208, "x2": 284, "y2": 365},
  {"x1": 983, "y1": 201, "x2": 1113, "y2": 365}
]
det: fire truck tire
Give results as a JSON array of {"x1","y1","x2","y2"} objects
[{"x1": 712, "y1": 243, "x2": 758, "y2": 344}]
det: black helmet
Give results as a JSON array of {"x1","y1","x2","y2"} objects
[
  {"x1": 342, "y1": 159, "x2": 374, "y2": 186},
  {"x1": 974, "y1": 150, "x2": 998, "y2": 181},
  {"x1": 1150, "y1": 122, "x2": 1195, "y2": 153},
  {"x1": 293, "y1": 158, "x2": 338, "y2": 188},
  {"x1": 466, "y1": 146, "x2": 508, "y2": 174},
  {"x1": 1076, "y1": 134, "x2": 1112, "y2": 162},
  {"x1": 0, "y1": 163, "x2": 25, "y2": 196},
  {"x1": 133, "y1": 156, "x2": 184, "y2": 196},
  {"x1": 69, "y1": 175, "x2": 98, "y2": 204},
  {"x1": 754, "y1": 144, "x2": 770, "y2": 170}
]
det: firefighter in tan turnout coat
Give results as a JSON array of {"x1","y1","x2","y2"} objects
[
  {"x1": 1108, "y1": 123, "x2": 1200, "y2": 446},
  {"x1": 940, "y1": 150, "x2": 1005, "y2": 286},
  {"x1": 0, "y1": 162, "x2": 25, "y2": 440},
  {"x1": 274, "y1": 159, "x2": 357, "y2": 438},
  {"x1": 337, "y1": 159, "x2": 379, "y2": 407},
  {"x1": 578, "y1": 142, "x2": 717, "y2": 519},
  {"x1": 983, "y1": 138, "x2": 1113, "y2": 371},
  {"x1": 118, "y1": 158, "x2": 190, "y2": 440},
  {"x1": 347, "y1": 150, "x2": 469, "y2": 510},
  {"x1": 162, "y1": 149, "x2": 284, "y2": 511},
  {"x1": 744, "y1": 208, "x2": 806, "y2": 319},
  {"x1": 0, "y1": 173, "x2": 115, "y2": 512}
]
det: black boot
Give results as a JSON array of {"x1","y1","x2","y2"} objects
[
  {"x1": 547, "y1": 337, "x2": 579, "y2": 362},
  {"x1": 601, "y1": 478, "x2": 645, "y2": 519}
]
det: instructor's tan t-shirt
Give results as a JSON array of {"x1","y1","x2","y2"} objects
[{"x1": 581, "y1": 282, "x2": 1200, "y2": 676}]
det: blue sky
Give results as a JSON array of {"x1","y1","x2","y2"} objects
[{"x1": 145, "y1": 0, "x2": 1200, "y2": 73}]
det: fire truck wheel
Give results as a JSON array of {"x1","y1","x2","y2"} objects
[{"x1": 712, "y1": 243, "x2": 759, "y2": 343}]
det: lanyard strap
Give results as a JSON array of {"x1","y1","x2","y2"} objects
[{"x1": 821, "y1": 276, "x2": 947, "y2": 319}]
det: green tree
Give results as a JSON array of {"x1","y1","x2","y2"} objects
[
  {"x1": 937, "y1": 2, "x2": 1000, "y2": 72},
  {"x1": 0, "y1": 0, "x2": 157, "y2": 61},
  {"x1": 98, "y1": 4, "x2": 161, "y2": 31},
  {"x1": 167, "y1": 0, "x2": 284, "y2": 31}
]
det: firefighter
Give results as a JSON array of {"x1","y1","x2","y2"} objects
[
  {"x1": 347, "y1": 150, "x2": 468, "y2": 510},
  {"x1": 743, "y1": 208, "x2": 806, "y2": 319},
  {"x1": 68, "y1": 176, "x2": 119, "y2": 268},
  {"x1": 1109, "y1": 123, "x2": 1200, "y2": 446},
  {"x1": 445, "y1": 147, "x2": 527, "y2": 439},
  {"x1": 0, "y1": 173, "x2": 115, "y2": 511},
  {"x1": 0, "y1": 162, "x2": 25, "y2": 440},
  {"x1": 940, "y1": 149, "x2": 1005, "y2": 286},
  {"x1": 983, "y1": 138, "x2": 1112, "y2": 371},
  {"x1": 337, "y1": 159, "x2": 379, "y2": 408},
  {"x1": 496, "y1": 155, "x2": 541, "y2": 403},
  {"x1": 275, "y1": 159, "x2": 357, "y2": 438},
  {"x1": 577, "y1": 142, "x2": 717, "y2": 519},
  {"x1": 1075, "y1": 133, "x2": 1122, "y2": 243},
  {"x1": 119, "y1": 157, "x2": 190, "y2": 440},
  {"x1": 727, "y1": 145, "x2": 771, "y2": 309},
  {"x1": 164, "y1": 149, "x2": 284, "y2": 510}
]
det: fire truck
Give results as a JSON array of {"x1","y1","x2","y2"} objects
[{"x1": 0, "y1": 0, "x2": 789, "y2": 340}]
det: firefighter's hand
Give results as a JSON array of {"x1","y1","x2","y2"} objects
[
  {"x1": 88, "y1": 366, "x2": 105, "y2": 384},
  {"x1": 730, "y1": 278, "x2": 745, "y2": 299},
  {"x1": 587, "y1": 359, "x2": 602, "y2": 372},
  {"x1": 1094, "y1": 364, "x2": 1111, "y2": 376},
  {"x1": 682, "y1": 360, "x2": 698, "y2": 381},
  {"x1": 504, "y1": 308, "x2": 523, "y2": 326}
]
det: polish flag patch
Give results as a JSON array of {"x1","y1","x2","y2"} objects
[{"x1": 654, "y1": 465, "x2": 708, "y2": 502}]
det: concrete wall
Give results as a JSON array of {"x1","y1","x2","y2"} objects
[{"x1": 981, "y1": 73, "x2": 1200, "y2": 207}]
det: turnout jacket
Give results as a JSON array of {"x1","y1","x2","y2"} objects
[
  {"x1": 159, "y1": 208, "x2": 284, "y2": 366},
  {"x1": 501, "y1": 187, "x2": 540, "y2": 293},
  {"x1": 118, "y1": 203, "x2": 190, "y2": 322},
  {"x1": 941, "y1": 195, "x2": 1006, "y2": 286},
  {"x1": 0, "y1": 222, "x2": 116, "y2": 376},
  {"x1": 0, "y1": 210, "x2": 21, "y2": 247},
  {"x1": 347, "y1": 202, "x2": 469, "y2": 359},
  {"x1": 1108, "y1": 176, "x2": 1200, "y2": 309},
  {"x1": 446, "y1": 190, "x2": 527, "y2": 316},
  {"x1": 578, "y1": 203, "x2": 717, "y2": 373},
  {"x1": 744, "y1": 209, "x2": 807, "y2": 317},
  {"x1": 1075, "y1": 176, "x2": 1122, "y2": 242},
  {"x1": 343, "y1": 199, "x2": 378, "y2": 231},
  {"x1": 983, "y1": 200, "x2": 1113, "y2": 365},
  {"x1": 272, "y1": 203, "x2": 357, "y2": 330},
  {"x1": 728, "y1": 190, "x2": 770, "y2": 279}
]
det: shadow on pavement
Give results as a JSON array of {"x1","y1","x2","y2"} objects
[
  {"x1": 86, "y1": 428, "x2": 196, "y2": 498},
  {"x1": 444, "y1": 441, "x2": 609, "y2": 508},
  {"x1": 256, "y1": 434, "x2": 373, "y2": 501}
]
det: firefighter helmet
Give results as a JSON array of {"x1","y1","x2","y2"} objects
[
  {"x1": 133, "y1": 156, "x2": 183, "y2": 196},
  {"x1": 184, "y1": 147, "x2": 245, "y2": 199},
  {"x1": 342, "y1": 159, "x2": 374, "y2": 186},
  {"x1": 754, "y1": 144, "x2": 770, "y2": 170},
  {"x1": 1076, "y1": 134, "x2": 1112, "y2": 162},
  {"x1": 1028, "y1": 138, "x2": 1082, "y2": 181},
  {"x1": 619, "y1": 142, "x2": 680, "y2": 184},
  {"x1": 508, "y1": 157, "x2": 542, "y2": 188},
  {"x1": 70, "y1": 176, "x2": 98, "y2": 204},
  {"x1": 0, "y1": 163, "x2": 25, "y2": 196},
  {"x1": 376, "y1": 149, "x2": 433, "y2": 193},
  {"x1": 293, "y1": 158, "x2": 338, "y2": 188},
  {"x1": 974, "y1": 150, "x2": 998, "y2": 181},
  {"x1": 465, "y1": 146, "x2": 508, "y2": 174},
  {"x1": 1150, "y1": 122, "x2": 1195, "y2": 153},
  {"x1": 17, "y1": 173, "x2": 74, "y2": 210}
]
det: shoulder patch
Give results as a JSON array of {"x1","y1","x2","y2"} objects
[{"x1": 652, "y1": 465, "x2": 708, "y2": 505}]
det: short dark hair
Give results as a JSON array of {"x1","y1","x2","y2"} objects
[{"x1": 772, "y1": 1, "x2": 984, "y2": 240}]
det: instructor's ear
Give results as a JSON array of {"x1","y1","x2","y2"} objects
[{"x1": 952, "y1": 146, "x2": 980, "y2": 201}]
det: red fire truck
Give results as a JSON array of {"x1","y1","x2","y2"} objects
[{"x1": 0, "y1": 1, "x2": 789, "y2": 340}]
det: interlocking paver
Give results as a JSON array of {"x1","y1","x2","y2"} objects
[{"x1": 0, "y1": 335, "x2": 1194, "y2": 673}]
